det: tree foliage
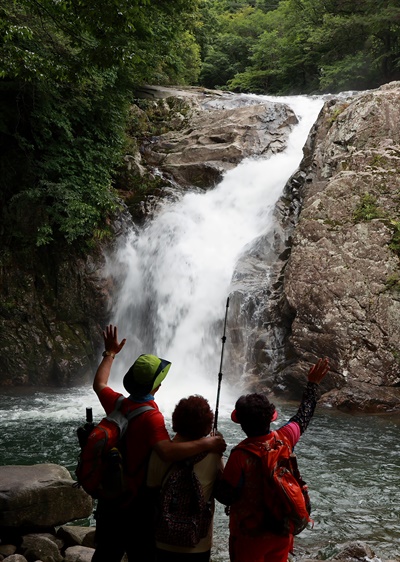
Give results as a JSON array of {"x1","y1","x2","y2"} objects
[
  {"x1": 0, "y1": 0, "x2": 202, "y2": 248},
  {"x1": 200, "y1": 0, "x2": 400, "y2": 94}
]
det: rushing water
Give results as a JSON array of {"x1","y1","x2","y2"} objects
[
  {"x1": 1, "y1": 388, "x2": 400, "y2": 560},
  {"x1": 1, "y1": 94, "x2": 400, "y2": 560},
  {"x1": 105, "y1": 94, "x2": 325, "y2": 415}
]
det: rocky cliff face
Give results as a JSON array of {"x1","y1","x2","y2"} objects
[
  {"x1": 0, "y1": 246, "x2": 109, "y2": 386},
  {"x1": 0, "y1": 206, "x2": 134, "y2": 386},
  {"x1": 283, "y1": 83, "x2": 400, "y2": 411},
  {"x1": 241, "y1": 83, "x2": 400, "y2": 412}
]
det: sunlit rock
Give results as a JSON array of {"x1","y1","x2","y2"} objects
[{"x1": 252, "y1": 82, "x2": 400, "y2": 411}]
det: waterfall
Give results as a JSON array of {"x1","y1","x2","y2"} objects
[{"x1": 106, "y1": 95, "x2": 324, "y2": 417}]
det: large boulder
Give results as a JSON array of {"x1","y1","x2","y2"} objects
[
  {"x1": 63, "y1": 545, "x2": 95, "y2": 562},
  {"x1": 20, "y1": 533, "x2": 63, "y2": 562},
  {"x1": 235, "y1": 82, "x2": 400, "y2": 411},
  {"x1": 0, "y1": 464, "x2": 93, "y2": 529},
  {"x1": 56, "y1": 526, "x2": 95, "y2": 549},
  {"x1": 139, "y1": 86, "x2": 298, "y2": 189}
]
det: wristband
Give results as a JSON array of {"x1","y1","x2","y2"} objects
[{"x1": 102, "y1": 350, "x2": 116, "y2": 359}]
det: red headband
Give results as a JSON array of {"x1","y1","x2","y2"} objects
[{"x1": 230, "y1": 408, "x2": 278, "y2": 424}]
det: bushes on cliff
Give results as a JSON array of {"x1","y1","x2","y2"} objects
[{"x1": 0, "y1": 0, "x2": 202, "y2": 248}]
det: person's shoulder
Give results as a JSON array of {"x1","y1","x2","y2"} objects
[
  {"x1": 125, "y1": 399, "x2": 165, "y2": 426},
  {"x1": 98, "y1": 386, "x2": 122, "y2": 412},
  {"x1": 276, "y1": 422, "x2": 300, "y2": 447},
  {"x1": 140, "y1": 399, "x2": 163, "y2": 417},
  {"x1": 100, "y1": 386, "x2": 121, "y2": 399}
]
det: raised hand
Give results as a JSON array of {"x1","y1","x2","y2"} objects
[
  {"x1": 103, "y1": 324, "x2": 126, "y2": 356},
  {"x1": 307, "y1": 357, "x2": 330, "y2": 384}
]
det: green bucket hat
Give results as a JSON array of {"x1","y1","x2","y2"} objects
[{"x1": 123, "y1": 354, "x2": 171, "y2": 394}]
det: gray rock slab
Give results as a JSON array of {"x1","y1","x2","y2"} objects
[
  {"x1": 0, "y1": 464, "x2": 93, "y2": 528},
  {"x1": 64, "y1": 545, "x2": 95, "y2": 562},
  {"x1": 21, "y1": 533, "x2": 63, "y2": 562},
  {"x1": 57, "y1": 525, "x2": 95, "y2": 548}
]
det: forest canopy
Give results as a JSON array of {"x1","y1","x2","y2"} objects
[
  {"x1": 1, "y1": 0, "x2": 399, "y2": 249},
  {"x1": 202, "y1": 0, "x2": 400, "y2": 94},
  {"x1": 0, "y1": 0, "x2": 202, "y2": 248}
]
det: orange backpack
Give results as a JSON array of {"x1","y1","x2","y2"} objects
[{"x1": 235, "y1": 431, "x2": 313, "y2": 536}]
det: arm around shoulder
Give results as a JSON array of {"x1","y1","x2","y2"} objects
[{"x1": 154, "y1": 434, "x2": 226, "y2": 463}]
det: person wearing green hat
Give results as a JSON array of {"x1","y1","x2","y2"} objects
[{"x1": 91, "y1": 324, "x2": 226, "y2": 562}]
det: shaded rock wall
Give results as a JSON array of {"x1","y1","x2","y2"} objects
[{"x1": 0, "y1": 246, "x2": 109, "y2": 387}]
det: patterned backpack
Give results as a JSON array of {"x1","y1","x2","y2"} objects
[{"x1": 155, "y1": 454, "x2": 213, "y2": 547}]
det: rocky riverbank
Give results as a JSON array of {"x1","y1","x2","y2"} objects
[{"x1": 0, "y1": 464, "x2": 395, "y2": 562}]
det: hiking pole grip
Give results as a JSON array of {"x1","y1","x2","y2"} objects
[
  {"x1": 214, "y1": 297, "x2": 230, "y2": 432},
  {"x1": 86, "y1": 408, "x2": 93, "y2": 424}
]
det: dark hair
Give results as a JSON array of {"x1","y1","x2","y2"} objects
[
  {"x1": 172, "y1": 395, "x2": 214, "y2": 440},
  {"x1": 235, "y1": 393, "x2": 275, "y2": 437},
  {"x1": 124, "y1": 380, "x2": 153, "y2": 397}
]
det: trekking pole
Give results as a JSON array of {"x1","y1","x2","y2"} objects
[{"x1": 213, "y1": 297, "x2": 230, "y2": 433}]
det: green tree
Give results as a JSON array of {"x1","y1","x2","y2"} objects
[
  {"x1": 219, "y1": 0, "x2": 400, "y2": 94},
  {"x1": 228, "y1": 0, "x2": 321, "y2": 93},
  {"x1": 0, "y1": 0, "x2": 202, "y2": 248},
  {"x1": 199, "y1": 4, "x2": 270, "y2": 89}
]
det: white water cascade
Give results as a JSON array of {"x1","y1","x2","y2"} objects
[{"x1": 106, "y1": 95, "x2": 324, "y2": 417}]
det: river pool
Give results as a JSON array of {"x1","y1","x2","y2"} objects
[{"x1": 1, "y1": 386, "x2": 399, "y2": 561}]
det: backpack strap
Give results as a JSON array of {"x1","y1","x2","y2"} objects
[
  {"x1": 105, "y1": 395, "x2": 125, "y2": 421},
  {"x1": 115, "y1": 403, "x2": 156, "y2": 494},
  {"x1": 126, "y1": 404, "x2": 154, "y2": 421},
  {"x1": 105, "y1": 398, "x2": 154, "y2": 436}
]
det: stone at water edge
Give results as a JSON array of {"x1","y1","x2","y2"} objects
[{"x1": 0, "y1": 464, "x2": 93, "y2": 528}]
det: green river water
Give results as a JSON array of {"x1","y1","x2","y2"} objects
[{"x1": 1, "y1": 386, "x2": 399, "y2": 561}]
